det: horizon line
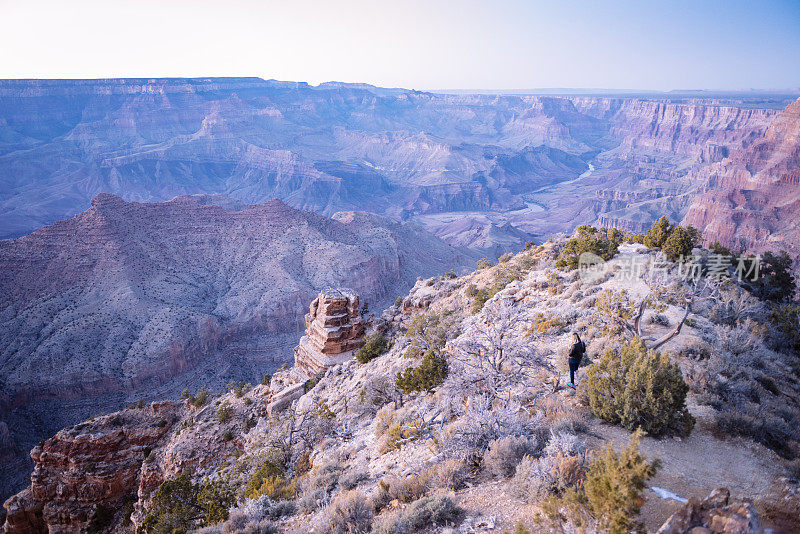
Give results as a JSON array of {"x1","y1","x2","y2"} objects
[{"x1": 0, "y1": 77, "x2": 798, "y2": 95}]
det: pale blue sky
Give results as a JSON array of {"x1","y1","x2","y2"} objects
[{"x1": 1, "y1": 0, "x2": 798, "y2": 90}]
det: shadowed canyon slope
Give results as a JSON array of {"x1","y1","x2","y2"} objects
[
  {"x1": 0, "y1": 78, "x2": 794, "y2": 253},
  {"x1": 0, "y1": 193, "x2": 475, "y2": 500}
]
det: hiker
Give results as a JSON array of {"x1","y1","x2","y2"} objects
[{"x1": 567, "y1": 332, "x2": 585, "y2": 388}]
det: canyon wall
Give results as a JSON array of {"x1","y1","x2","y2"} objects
[{"x1": 683, "y1": 98, "x2": 800, "y2": 261}]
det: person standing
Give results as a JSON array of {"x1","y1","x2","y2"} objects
[{"x1": 567, "y1": 332, "x2": 585, "y2": 388}]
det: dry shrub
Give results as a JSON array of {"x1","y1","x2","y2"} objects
[
  {"x1": 430, "y1": 459, "x2": 469, "y2": 490},
  {"x1": 512, "y1": 453, "x2": 586, "y2": 503},
  {"x1": 303, "y1": 462, "x2": 342, "y2": 494},
  {"x1": 339, "y1": 468, "x2": 369, "y2": 490},
  {"x1": 297, "y1": 488, "x2": 328, "y2": 514},
  {"x1": 510, "y1": 431, "x2": 587, "y2": 503},
  {"x1": 543, "y1": 431, "x2": 587, "y2": 458},
  {"x1": 372, "y1": 473, "x2": 430, "y2": 511},
  {"x1": 372, "y1": 495, "x2": 464, "y2": 533},
  {"x1": 320, "y1": 490, "x2": 373, "y2": 534},
  {"x1": 484, "y1": 435, "x2": 538, "y2": 478}
]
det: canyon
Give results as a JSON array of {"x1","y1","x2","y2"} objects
[
  {"x1": 2, "y1": 78, "x2": 800, "y2": 519},
  {"x1": 0, "y1": 79, "x2": 794, "y2": 254},
  {"x1": 0, "y1": 194, "x2": 474, "y2": 502}
]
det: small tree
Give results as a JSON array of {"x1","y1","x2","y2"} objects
[
  {"x1": 581, "y1": 430, "x2": 658, "y2": 534},
  {"x1": 771, "y1": 304, "x2": 800, "y2": 354},
  {"x1": 454, "y1": 299, "x2": 553, "y2": 401},
  {"x1": 396, "y1": 350, "x2": 448, "y2": 394},
  {"x1": 539, "y1": 431, "x2": 657, "y2": 534},
  {"x1": 582, "y1": 339, "x2": 694, "y2": 437},
  {"x1": 356, "y1": 332, "x2": 389, "y2": 364},
  {"x1": 216, "y1": 403, "x2": 232, "y2": 423},
  {"x1": 139, "y1": 473, "x2": 234, "y2": 533},
  {"x1": 244, "y1": 458, "x2": 297, "y2": 500},
  {"x1": 662, "y1": 226, "x2": 694, "y2": 261},
  {"x1": 556, "y1": 225, "x2": 620, "y2": 269},
  {"x1": 752, "y1": 250, "x2": 796, "y2": 302},
  {"x1": 643, "y1": 216, "x2": 672, "y2": 249}
]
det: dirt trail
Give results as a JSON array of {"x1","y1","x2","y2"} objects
[{"x1": 587, "y1": 406, "x2": 797, "y2": 532}]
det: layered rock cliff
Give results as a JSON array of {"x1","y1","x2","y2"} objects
[
  {"x1": 293, "y1": 289, "x2": 366, "y2": 377},
  {"x1": 683, "y1": 98, "x2": 800, "y2": 260}
]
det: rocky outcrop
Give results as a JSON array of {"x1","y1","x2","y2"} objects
[
  {"x1": 3, "y1": 402, "x2": 178, "y2": 533},
  {"x1": 293, "y1": 289, "x2": 366, "y2": 377},
  {"x1": 267, "y1": 289, "x2": 366, "y2": 415},
  {"x1": 657, "y1": 487, "x2": 763, "y2": 534}
]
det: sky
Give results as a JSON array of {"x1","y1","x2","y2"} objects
[{"x1": 1, "y1": 0, "x2": 799, "y2": 91}]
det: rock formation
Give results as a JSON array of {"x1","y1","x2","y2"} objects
[
  {"x1": 266, "y1": 289, "x2": 366, "y2": 415},
  {"x1": 293, "y1": 289, "x2": 366, "y2": 377},
  {"x1": 3, "y1": 402, "x2": 178, "y2": 533},
  {"x1": 657, "y1": 487, "x2": 763, "y2": 534}
]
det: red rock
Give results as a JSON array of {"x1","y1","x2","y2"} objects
[
  {"x1": 2, "y1": 405, "x2": 178, "y2": 533},
  {"x1": 293, "y1": 289, "x2": 366, "y2": 377}
]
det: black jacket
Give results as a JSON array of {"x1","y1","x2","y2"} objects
[{"x1": 569, "y1": 340, "x2": 586, "y2": 362}]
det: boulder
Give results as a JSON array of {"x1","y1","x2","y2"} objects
[{"x1": 657, "y1": 487, "x2": 763, "y2": 534}]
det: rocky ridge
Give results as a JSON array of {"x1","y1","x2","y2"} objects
[
  {"x1": 5, "y1": 238, "x2": 798, "y2": 533},
  {"x1": 683, "y1": 97, "x2": 800, "y2": 262}
]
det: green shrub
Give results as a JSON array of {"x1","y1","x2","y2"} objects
[
  {"x1": 216, "y1": 403, "x2": 233, "y2": 423},
  {"x1": 405, "y1": 311, "x2": 458, "y2": 354},
  {"x1": 582, "y1": 339, "x2": 694, "y2": 437},
  {"x1": 396, "y1": 351, "x2": 448, "y2": 394},
  {"x1": 356, "y1": 332, "x2": 390, "y2": 364},
  {"x1": 556, "y1": 225, "x2": 620, "y2": 269},
  {"x1": 138, "y1": 473, "x2": 234, "y2": 533},
  {"x1": 181, "y1": 388, "x2": 210, "y2": 408},
  {"x1": 477, "y1": 258, "x2": 494, "y2": 269},
  {"x1": 771, "y1": 304, "x2": 800, "y2": 354},
  {"x1": 540, "y1": 431, "x2": 657, "y2": 534},
  {"x1": 643, "y1": 216, "x2": 672, "y2": 249},
  {"x1": 752, "y1": 251, "x2": 797, "y2": 302},
  {"x1": 471, "y1": 286, "x2": 497, "y2": 313},
  {"x1": 580, "y1": 431, "x2": 657, "y2": 534},
  {"x1": 526, "y1": 312, "x2": 566, "y2": 336},
  {"x1": 244, "y1": 459, "x2": 295, "y2": 500},
  {"x1": 662, "y1": 225, "x2": 694, "y2": 261}
]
